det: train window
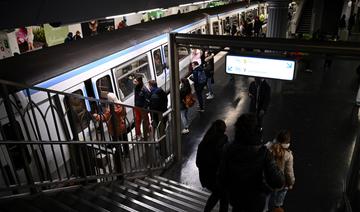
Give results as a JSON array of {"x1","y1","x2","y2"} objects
[
  {"x1": 197, "y1": 29, "x2": 201, "y2": 34},
  {"x1": 178, "y1": 47, "x2": 189, "y2": 61},
  {"x1": 153, "y1": 49, "x2": 163, "y2": 76},
  {"x1": 64, "y1": 90, "x2": 90, "y2": 134},
  {"x1": 96, "y1": 75, "x2": 113, "y2": 99},
  {"x1": 163, "y1": 45, "x2": 169, "y2": 66},
  {"x1": 212, "y1": 21, "x2": 219, "y2": 35},
  {"x1": 113, "y1": 55, "x2": 151, "y2": 100}
]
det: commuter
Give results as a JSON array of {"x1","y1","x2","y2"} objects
[
  {"x1": 266, "y1": 130, "x2": 295, "y2": 211},
  {"x1": 64, "y1": 32, "x2": 74, "y2": 43},
  {"x1": 338, "y1": 15, "x2": 346, "y2": 30},
  {"x1": 219, "y1": 113, "x2": 285, "y2": 212},
  {"x1": 191, "y1": 48, "x2": 203, "y2": 65},
  {"x1": 133, "y1": 76, "x2": 150, "y2": 140},
  {"x1": 93, "y1": 93, "x2": 129, "y2": 174},
  {"x1": 196, "y1": 120, "x2": 229, "y2": 212},
  {"x1": 148, "y1": 80, "x2": 168, "y2": 137},
  {"x1": 203, "y1": 50, "x2": 215, "y2": 100},
  {"x1": 74, "y1": 31, "x2": 82, "y2": 40},
  {"x1": 180, "y1": 78, "x2": 193, "y2": 134},
  {"x1": 254, "y1": 16, "x2": 262, "y2": 37},
  {"x1": 248, "y1": 78, "x2": 271, "y2": 127},
  {"x1": 190, "y1": 61, "x2": 207, "y2": 112},
  {"x1": 348, "y1": 14, "x2": 356, "y2": 35}
]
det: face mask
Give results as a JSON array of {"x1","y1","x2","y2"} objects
[{"x1": 281, "y1": 143, "x2": 290, "y2": 149}]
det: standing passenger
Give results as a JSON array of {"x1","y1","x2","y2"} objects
[
  {"x1": 248, "y1": 78, "x2": 271, "y2": 127},
  {"x1": 191, "y1": 61, "x2": 207, "y2": 112},
  {"x1": 196, "y1": 120, "x2": 229, "y2": 212},
  {"x1": 180, "y1": 78, "x2": 192, "y2": 134},
  {"x1": 266, "y1": 130, "x2": 295, "y2": 211},
  {"x1": 219, "y1": 113, "x2": 284, "y2": 212},
  {"x1": 204, "y1": 50, "x2": 215, "y2": 100},
  {"x1": 133, "y1": 76, "x2": 150, "y2": 140}
]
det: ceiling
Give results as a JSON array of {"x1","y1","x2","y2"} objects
[{"x1": 0, "y1": 0, "x2": 222, "y2": 30}]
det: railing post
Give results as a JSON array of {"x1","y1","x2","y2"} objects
[
  {"x1": 168, "y1": 33, "x2": 182, "y2": 162},
  {"x1": 0, "y1": 84, "x2": 35, "y2": 193}
]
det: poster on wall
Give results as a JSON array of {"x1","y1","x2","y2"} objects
[
  {"x1": 0, "y1": 33, "x2": 12, "y2": 59},
  {"x1": 81, "y1": 19, "x2": 115, "y2": 37},
  {"x1": 44, "y1": 24, "x2": 69, "y2": 47},
  {"x1": 15, "y1": 26, "x2": 46, "y2": 53}
]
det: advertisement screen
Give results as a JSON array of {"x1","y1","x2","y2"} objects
[{"x1": 226, "y1": 55, "x2": 296, "y2": 81}]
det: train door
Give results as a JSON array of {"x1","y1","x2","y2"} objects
[
  {"x1": 61, "y1": 83, "x2": 94, "y2": 141},
  {"x1": 152, "y1": 46, "x2": 169, "y2": 92},
  {"x1": 212, "y1": 21, "x2": 220, "y2": 35}
]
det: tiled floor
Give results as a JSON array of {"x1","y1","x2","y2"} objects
[{"x1": 163, "y1": 55, "x2": 360, "y2": 211}]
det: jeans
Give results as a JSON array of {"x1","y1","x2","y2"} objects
[
  {"x1": 195, "y1": 83, "x2": 205, "y2": 110},
  {"x1": 180, "y1": 109, "x2": 189, "y2": 129},
  {"x1": 207, "y1": 77, "x2": 214, "y2": 95},
  {"x1": 269, "y1": 188, "x2": 288, "y2": 208}
]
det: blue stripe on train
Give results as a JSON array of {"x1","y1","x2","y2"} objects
[{"x1": 29, "y1": 20, "x2": 204, "y2": 96}]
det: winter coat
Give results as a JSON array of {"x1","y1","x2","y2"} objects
[
  {"x1": 219, "y1": 142, "x2": 284, "y2": 210},
  {"x1": 96, "y1": 105, "x2": 127, "y2": 136},
  {"x1": 249, "y1": 80, "x2": 271, "y2": 113},
  {"x1": 135, "y1": 85, "x2": 150, "y2": 108},
  {"x1": 196, "y1": 134, "x2": 228, "y2": 191}
]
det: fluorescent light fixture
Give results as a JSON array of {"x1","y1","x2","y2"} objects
[
  {"x1": 179, "y1": 3, "x2": 192, "y2": 7},
  {"x1": 203, "y1": 0, "x2": 214, "y2": 3},
  {"x1": 192, "y1": 1, "x2": 205, "y2": 5},
  {"x1": 137, "y1": 8, "x2": 162, "y2": 13},
  {"x1": 106, "y1": 12, "x2": 136, "y2": 19}
]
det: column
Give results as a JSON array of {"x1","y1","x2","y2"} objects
[{"x1": 266, "y1": 0, "x2": 289, "y2": 38}]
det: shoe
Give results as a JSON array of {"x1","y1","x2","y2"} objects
[
  {"x1": 181, "y1": 128, "x2": 189, "y2": 134},
  {"x1": 197, "y1": 109, "x2": 205, "y2": 112},
  {"x1": 305, "y1": 69, "x2": 313, "y2": 73},
  {"x1": 205, "y1": 92, "x2": 210, "y2": 96},
  {"x1": 206, "y1": 94, "x2": 214, "y2": 99}
]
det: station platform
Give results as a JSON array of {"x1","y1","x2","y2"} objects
[{"x1": 163, "y1": 55, "x2": 360, "y2": 211}]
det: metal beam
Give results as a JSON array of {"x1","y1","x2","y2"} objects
[{"x1": 174, "y1": 33, "x2": 360, "y2": 58}]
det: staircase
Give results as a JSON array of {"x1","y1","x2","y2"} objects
[
  {"x1": 0, "y1": 176, "x2": 211, "y2": 212},
  {"x1": 297, "y1": 0, "x2": 314, "y2": 34}
]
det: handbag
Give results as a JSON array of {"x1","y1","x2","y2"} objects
[{"x1": 183, "y1": 94, "x2": 196, "y2": 108}]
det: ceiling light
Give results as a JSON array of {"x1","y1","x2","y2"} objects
[
  {"x1": 106, "y1": 12, "x2": 136, "y2": 19},
  {"x1": 137, "y1": 8, "x2": 162, "y2": 14}
]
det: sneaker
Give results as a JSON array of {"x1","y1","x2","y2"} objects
[
  {"x1": 181, "y1": 128, "x2": 189, "y2": 134},
  {"x1": 206, "y1": 94, "x2": 214, "y2": 99},
  {"x1": 305, "y1": 69, "x2": 313, "y2": 73},
  {"x1": 197, "y1": 108, "x2": 205, "y2": 112}
]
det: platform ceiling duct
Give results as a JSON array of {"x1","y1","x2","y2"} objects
[{"x1": 0, "y1": 0, "x2": 209, "y2": 30}]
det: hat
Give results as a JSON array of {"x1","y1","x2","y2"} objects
[{"x1": 107, "y1": 92, "x2": 121, "y2": 104}]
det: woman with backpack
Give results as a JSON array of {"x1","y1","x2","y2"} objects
[
  {"x1": 180, "y1": 78, "x2": 192, "y2": 134},
  {"x1": 266, "y1": 130, "x2": 295, "y2": 211}
]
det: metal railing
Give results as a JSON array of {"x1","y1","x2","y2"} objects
[{"x1": 0, "y1": 79, "x2": 175, "y2": 197}]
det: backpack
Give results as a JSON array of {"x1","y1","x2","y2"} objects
[
  {"x1": 184, "y1": 94, "x2": 196, "y2": 108},
  {"x1": 157, "y1": 88, "x2": 168, "y2": 112},
  {"x1": 198, "y1": 70, "x2": 207, "y2": 84}
]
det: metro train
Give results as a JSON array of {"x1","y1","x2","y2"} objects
[{"x1": 0, "y1": 1, "x2": 264, "y2": 187}]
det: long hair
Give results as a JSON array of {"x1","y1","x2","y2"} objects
[
  {"x1": 201, "y1": 120, "x2": 226, "y2": 145},
  {"x1": 270, "y1": 130, "x2": 291, "y2": 168},
  {"x1": 180, "y1": 78, "x2": 191, "y2": 94},
  {"x1": 135, "y1": 76, "x2": 144, "y2": 91}
]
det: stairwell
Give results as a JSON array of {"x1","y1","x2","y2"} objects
[
  {"x1": 0, "y1": 176, "x2": 211, "y2": 212},
  {"x1": 296, "y1": 0, "x2": 314, "y2": 34}
]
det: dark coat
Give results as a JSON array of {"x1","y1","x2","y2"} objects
[
  {"x1": 191, "y1": 65, "x2": 206, "y2": 86},
  {"x1": 219, "y1": 143, "x2": 284, "y2": 211},
  {"x1": 203, "y1": 57, "x2": 214, "y2": 78},
  {"x1": 249, "y1": 80, "x2": 271, "y2": 113},
  {"x1": 149, "y1": 87, "x2": 167, "y2": 112},
  {"x1": 134, "y1": 85, "x2": 150, "y2": 108},
  {"x1": 196, "y1": 133, "x2": 228, "y2": 191}
]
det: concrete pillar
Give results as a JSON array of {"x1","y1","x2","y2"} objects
[
  {"x1": 266, "y1": 0, "x2": 289, "y2": 93},
  {"x1": 266, "y1": 0, "x2": 289, "y2": 38}
]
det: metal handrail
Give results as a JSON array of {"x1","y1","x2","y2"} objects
[{"x1": 0, "y1": 77, "x2": 175, "y2": 197}]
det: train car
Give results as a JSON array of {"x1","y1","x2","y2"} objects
[{"x1": 0, "y1": 1, "x2": 265, "y2": 188}]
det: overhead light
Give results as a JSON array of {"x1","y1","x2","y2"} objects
[
  {"x1": 137, "y1": 8, "x2": 162, "y2": 14},
  {"x1": 192, "y1": 1, "x2": 205, "y2": 5},
  {"x1": 179, "y1": 3, "x2": 192, "y2": 7},
  {"x1": 106, "y1": 12, "x2": 136, "y2": 19},
  {"x1": 203, "y1": 0, "x2": 214, "y2": 3}
]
